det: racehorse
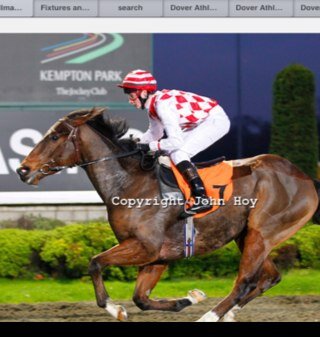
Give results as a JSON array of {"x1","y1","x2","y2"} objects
[{"x1": 17, "y1": 107, "x2": 319, "y2": 322}]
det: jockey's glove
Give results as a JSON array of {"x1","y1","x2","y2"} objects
[{"x1": 136, "y1": 143, "x2": 150, "y2": 153}]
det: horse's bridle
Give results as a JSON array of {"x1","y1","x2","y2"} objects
[{"x1": 39, "y1": 119, "x2": 140, "y2": 175}]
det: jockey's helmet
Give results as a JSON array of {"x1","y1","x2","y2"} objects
[{"x1": 118, "y1": 69, "x2": 157, "y2": 92}]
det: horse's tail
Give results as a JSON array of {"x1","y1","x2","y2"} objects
[{"x1": 312, "y1": 179, "x2": 320, "y2": 224}]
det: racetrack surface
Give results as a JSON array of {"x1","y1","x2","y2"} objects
[{"x1": 0, "y1": 296, "x2": 319, "y2": 322}]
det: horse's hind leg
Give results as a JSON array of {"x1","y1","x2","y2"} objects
[
  {"x1": 133, "y1": 263, "x2": 206, "y2": 312},
  {"x1": 197, "y1": 173, "x2": 317, "y2": 322},
  {"x1": 197, "y1": 217, "x2": 312, "y2": 321},
  {"x1": 238, "y1": 258, "x2": 281, "y2": 306},
  {"x1": 222, "y1": 257, "x2": 281, "y2": 322},
  {"x1": 197, "y1": 228, "x2": 269, "y2": 322},
  {"x1": 222, "y1": 233, "x2": 281, "y2": 322}
]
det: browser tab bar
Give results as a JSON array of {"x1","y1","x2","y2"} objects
[
  {"x1": 1, "y1": 0, "x2": 320, "y2": 17},
  {"x1": 230, "y1": 0, "x2": 294, "y2": 17},
  {"x1": 99, "y1": 0, "x2": 163, "y2": 17},
  {"x1": 34, "y1": 0, "x2": 98, "y2": 17},
  {"x1": 164, "y1": 0, "x2": 228, "y2": 17},
  {"x1": 0, "y1": 0, "x2": 33, "y2": 17}
]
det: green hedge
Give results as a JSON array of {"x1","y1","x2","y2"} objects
[
  {"x1": 40, "y1": 222, "x2": 136, "y2": 280},
  {"x1": 270, "y1": 64, "x2": 318, "y2": 178},
  {"x1": 0, "y1": 222, "x2": 319, "y2": 280},
  {"x1": 272, "y1": 225, "x2": 320, "y2": 269},
  {"x1": 0, "y1": 229, "x2": 49, "y2": 278},
  {"x1": 0, "y1": 222, "x2": 136, "y2": 280}
]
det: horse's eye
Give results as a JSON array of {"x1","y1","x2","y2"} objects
[{"x1": 50, "y1": 135, "x2": 59, "y2": 141}]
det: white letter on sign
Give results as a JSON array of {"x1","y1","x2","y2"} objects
[{"x1": 9, "y1": 129, "x2": 43, "y2": 172}]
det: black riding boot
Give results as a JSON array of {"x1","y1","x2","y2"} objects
[{"x1": 176, "y1": 161, "x2": 212, "y2": 216}]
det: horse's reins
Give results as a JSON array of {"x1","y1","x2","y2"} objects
[{"x1": 39, "y1": 120, "x2": 140, "y2": 175}]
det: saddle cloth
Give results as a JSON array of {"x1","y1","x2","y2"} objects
[{"x1": 171, "y1": 161, "x2": 234, "y2": 219}]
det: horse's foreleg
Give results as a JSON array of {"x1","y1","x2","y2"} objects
[
  {"x1": 197, "y1": 228, "x2": 268, "y2": 322},
  {"x1": 222, "y1": 257, "x2": 281, "y2": 322},
  {"x1": 88, "y1": 238, "x2": 160, "y2": 320},
  {"x1": 133, "y1": 263, "x2": 206, "y2": 312}
]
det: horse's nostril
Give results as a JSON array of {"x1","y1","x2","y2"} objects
[{"x1": 16, "y1": 166, "x2": 30, "y2": 177}]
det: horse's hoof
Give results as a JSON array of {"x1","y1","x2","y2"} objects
[
  {"x1": 222, "y1": 315, "x2": 237, "y2": 322},
  {"x1": 222, "y1": 305, "x2": 241, "y2": 322},
  {"x1": 222, "y1": 310, "x2": 237, "y2": 322},
  {"x1": 105, "y1": 301, "x2": 128, "y2": 321},
  {"x1": 117, "y1": 305, "x2": 128, "y2": 321},
  {"x1": 196, "y1": 311, "x2": 220, "y2": 322},
  {"x1": 187, "y1": 289, "x2": 207, "y2": 304}
]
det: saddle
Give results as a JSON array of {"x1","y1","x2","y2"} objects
[
  {"x1": 158, "y1": 156, "x2": 227, "y2": 188},
  {"x1": 156, "y1": 156, "x2": 234, "y2": 219}
]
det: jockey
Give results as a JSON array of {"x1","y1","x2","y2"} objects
[{"x1": 118, "y1": 69, "x2": 231, "y2": 216}]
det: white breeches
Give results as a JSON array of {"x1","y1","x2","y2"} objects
[{"x1": 170, "y1": 105, "x2": 231, "y2": 165}]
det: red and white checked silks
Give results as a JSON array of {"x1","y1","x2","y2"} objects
[{"x1": 140, "y1": 89, "x2": 231, "y2": 164}]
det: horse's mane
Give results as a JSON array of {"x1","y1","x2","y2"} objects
[
  {"x1": 66, "y1": 108, "x2": 138, "y2": 152},
  {"x1": 86, "y1": 113, "x2": 138, "y2": 152}
]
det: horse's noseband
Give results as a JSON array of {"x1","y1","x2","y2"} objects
[
  {"x1": 39, "y1": 163, "x2": 54, "y2": 175},
  {"x1": 38, "y1": 120, "x2": 82, "y2": 174}
]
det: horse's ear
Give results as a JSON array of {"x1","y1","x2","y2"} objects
[
  {"x1": 71, "y1": 107, "x2": 107, "y2": 126},
  {"x1": 91, "y1": 107, "x2": 107, "y2": 118}
]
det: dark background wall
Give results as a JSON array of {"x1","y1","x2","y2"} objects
[{"x1": 153, "y1": 34, "x2": 320, "y2": 161}]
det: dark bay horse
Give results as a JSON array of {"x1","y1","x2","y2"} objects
[{"x1": 17, "y1": 107, "x2": 319, "y2": 322}]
